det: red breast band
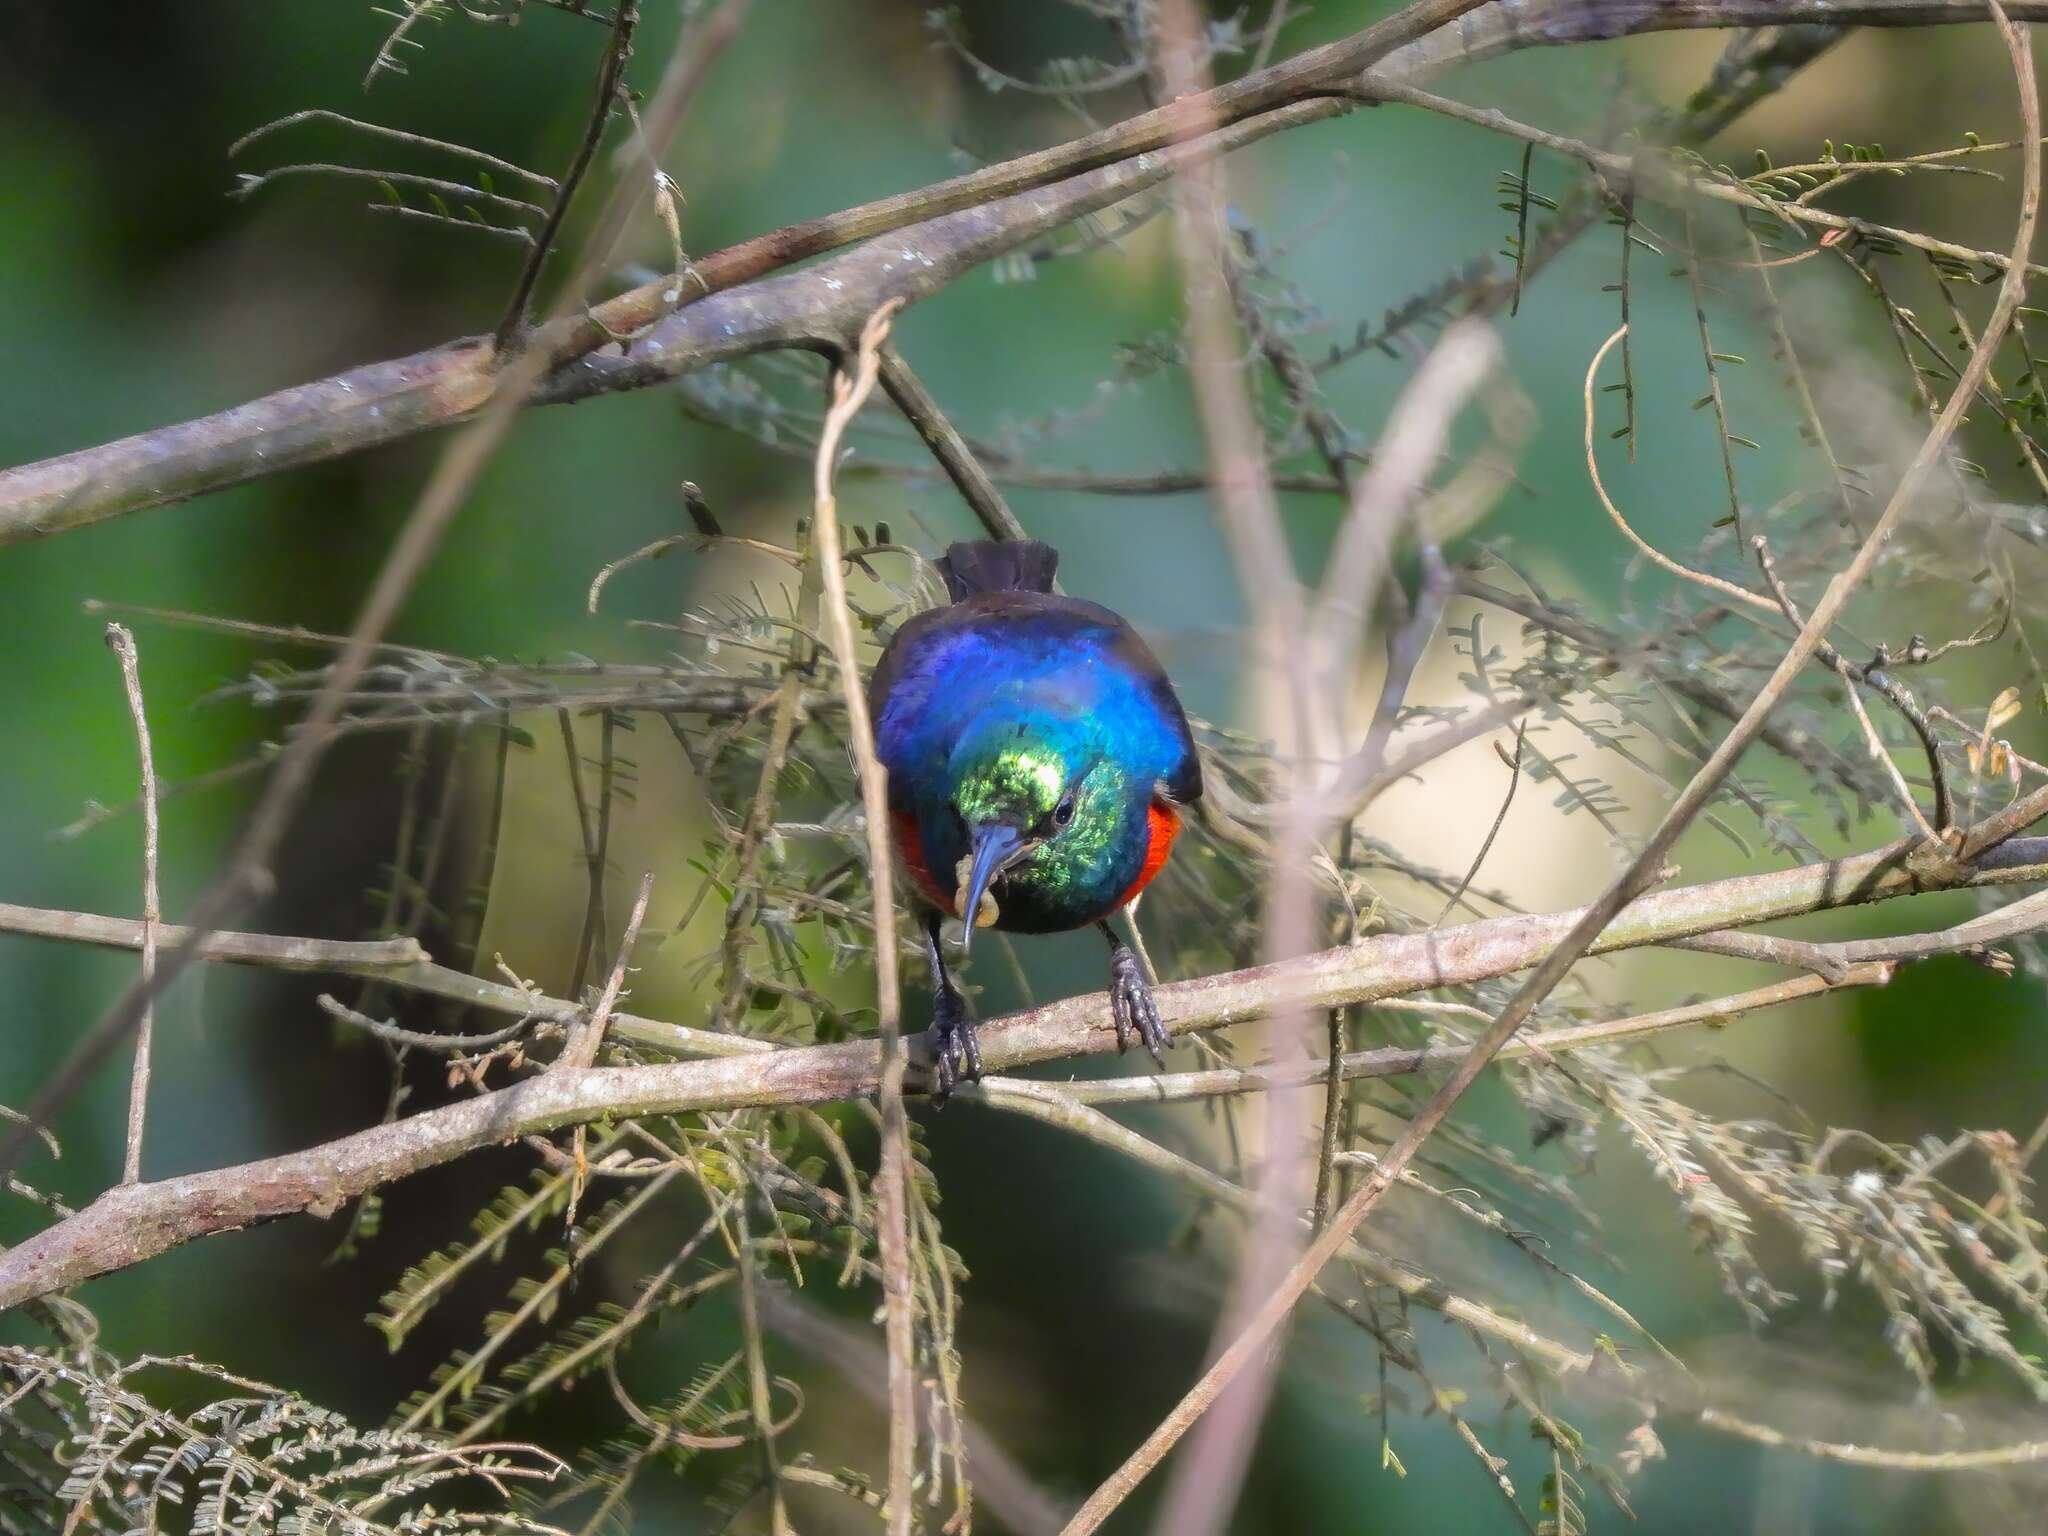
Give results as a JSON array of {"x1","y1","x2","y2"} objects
[
  {"x1": 1116, "y1": 801, "x2": 1181, "y2": 911},
  {"x1": 891, "y1": 809, "x2": 948, "y2": 909}
]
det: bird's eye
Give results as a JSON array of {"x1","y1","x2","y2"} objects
[{"x1": 1053, "y1": 792, "x2": 1076, "y2": 827}]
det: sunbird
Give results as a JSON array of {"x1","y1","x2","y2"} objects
[{"x1": 871, "y1": 539, "x2": 1203, "y2": 1096}]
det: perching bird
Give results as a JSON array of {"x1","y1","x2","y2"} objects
[{"x1": 870, "y1": 539, "x2": 1202, "y2": 1096}]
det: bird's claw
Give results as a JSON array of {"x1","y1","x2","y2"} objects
[
  {"x1": 927, "y1": 982, "x2": 982, "y2": 1104},
  {"x1": 1108, "y1": 944, "x2": 1169, "y2": 1067}
]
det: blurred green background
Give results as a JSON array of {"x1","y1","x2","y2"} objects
[{"x1": 3, "y1": 3, "x2": 2045, "y2": 1531}]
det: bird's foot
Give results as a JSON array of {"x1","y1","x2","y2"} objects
[
  {"x1": 1108, "y1": 943, "x2": 1169, "y2": 1067},
  {"x1": 927, "y1": 981, "x2": 982, "y2": 1103}
]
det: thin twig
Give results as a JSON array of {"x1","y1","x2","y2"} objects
[
  {"x1": 232, "y1": 162, "x2": 551, "y2": 219},
  {"x1": 1752, "y1": 535, "x2": 1946, "y2": 838},
  {"x1": 1002, "y1": 963, "x2": 1895, "y2": 1107},
  {"x1": 228, "y1": 109, "x2": 559, "y2": 190},
  {"x1": 1435, "y1": 718, "x2": 1528, "y2": 927},
  {"x1": 560, "y1": 871, "x2": 654, "y2": 1071},
  {"x1": 1683, "y1": 205, "x2": 1748, "y2": 537},
  {"x1": 6, "y1": 1, "x2": 2031, "y2": 548},
  {"x1": 1583, "y1": 325, "x2": 1777, "y2": 616},
  {"x1": 1361, "y1": 76, "x2": 2048, "y2": 283},
  {"x1": 1693, "y1": 1411, "x2": 2048, "y2": 1470},
  {"x1": 495, "y1": 0, "x2": 639, "y2": 349},
  {"x1": 0, "y1": 898, "x2": 767, "y2": 1060},
  {"x1": 316, "y1": 994, "x2": 536, "y2": 1053},
  {"x1": 1310, "y1": 822, "x2": 1359, "y2": 1235},
  {"x1": 1152, "y1": 7, "x2": 1326, "y2": 1528},
  {"x1": 810, "y1": 300, "x2": 918, "y2": 1536},
  {"x1": 560, "y1": 709, "x2": 608, "y2": 997},
  {"x1": 873, "y1": 345, "x2": 1028, "y2": 541},
  {"x1": 1617, "y1": 190, "x2": 1639, "y2": 459},
  {"x1": 103, "y1": 625, "x2": 158, "y2": 1187}
]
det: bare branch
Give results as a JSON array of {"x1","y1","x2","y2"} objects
[
  {"x1": 5, "y1": 828, "x2": 2045, "y2": 1310},
  {"x1": 810, "y1": 301, "x2": 918, "y2": 1535},
  {"x1": 102, "y1": 625, "x2": 159, "y2": 1186},
  {"x1": 0, "y1": 898, "x2": 770, "y2": 1061},
  {"x1": 16, "y1": 0, "x2": 2039, "y2": 546},
  {"x1": 873, "y1": 345, "x2": 1026, "y2": 542},
  {"x1": 1015, "y1": 963, "x2": 1895, "y2": 1108},
  {"x1": 494, "y1": 0, "x2": 639, "y2": 348},
  {"x1": 1150, "y1": 8, "x2": 1330, "y2": 1527},
  {"x1": 228, "y1": 109, "x2": 558, "y2": 190}
]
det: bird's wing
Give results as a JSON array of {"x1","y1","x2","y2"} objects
[
  {"x1": 869, "y1": 590, "x2": 1203, "y2": 805},
  {"x1": 1096, "y1": 612, "x2": 1203, "y2": 806}
]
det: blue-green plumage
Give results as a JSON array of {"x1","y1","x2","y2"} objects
[{"x1": 870, "y1": 540, "x2": 1201, "y2": 1095}]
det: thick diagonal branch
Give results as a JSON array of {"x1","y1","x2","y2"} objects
[{"x1": 5, "y1": 0, "x2": 2042, "y2": 544}]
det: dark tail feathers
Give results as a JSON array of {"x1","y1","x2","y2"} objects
[{"x1": 936, "y1": 540, "x2": 1059, "y2": 601}]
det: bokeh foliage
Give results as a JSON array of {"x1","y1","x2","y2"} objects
[{"x1": 5, "y1": 3, "x2": 2048, "y2": 1533}]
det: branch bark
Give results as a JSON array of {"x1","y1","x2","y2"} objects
[
  {"x1": 0, "y1": 899, "x2": 774, "y2": 1062},
  {"x1": 4, "y1": 0, "x2": 2041, "y2": 545},
  {"x1": 5, "y1": 830, "x2": 2046, "y2": 1314}
]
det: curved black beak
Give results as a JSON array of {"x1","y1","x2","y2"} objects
[{"x1": 958, "y1": 821, "x2": 1026, "y2": 954}]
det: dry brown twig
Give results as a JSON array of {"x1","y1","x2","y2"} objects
[
  {"x1": 1582, "y1": 329, "x2": 1943, "y2": 839},
  {"x1": 0, "y1": 899, "x2": 768, "y2": 1060},
  {"x1": 1151, "y1": 4, "x2": 1324, "y2": 1527},
  {"x1": 808, "y1": 298, "x2": 918, "y2": 1536},
  {"x1": 1154, "y1": 4, "x2": 1516, "y2": 1522},
  {"x1": 558, "y1": 870, "x2": 655, "y2": 1223},
  {"x1": 102, "y1": 624, "x2": 159, "y2": 1187}
]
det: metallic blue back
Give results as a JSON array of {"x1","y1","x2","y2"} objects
[{"x1": 871, "y1": 591, "x2": 1200, "y2": 931}]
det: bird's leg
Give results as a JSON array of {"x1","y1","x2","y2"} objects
[
  {"x1": 924, "y1": 911, "x2": 981, "y2": 1101},
  {"x1": 1100, "y1": 919, "x2": 1168, "y2": 1067}
]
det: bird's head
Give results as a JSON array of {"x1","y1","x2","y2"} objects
[{"x1": 946, "y1": 715, "x2": 1117, "y2": 948}]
